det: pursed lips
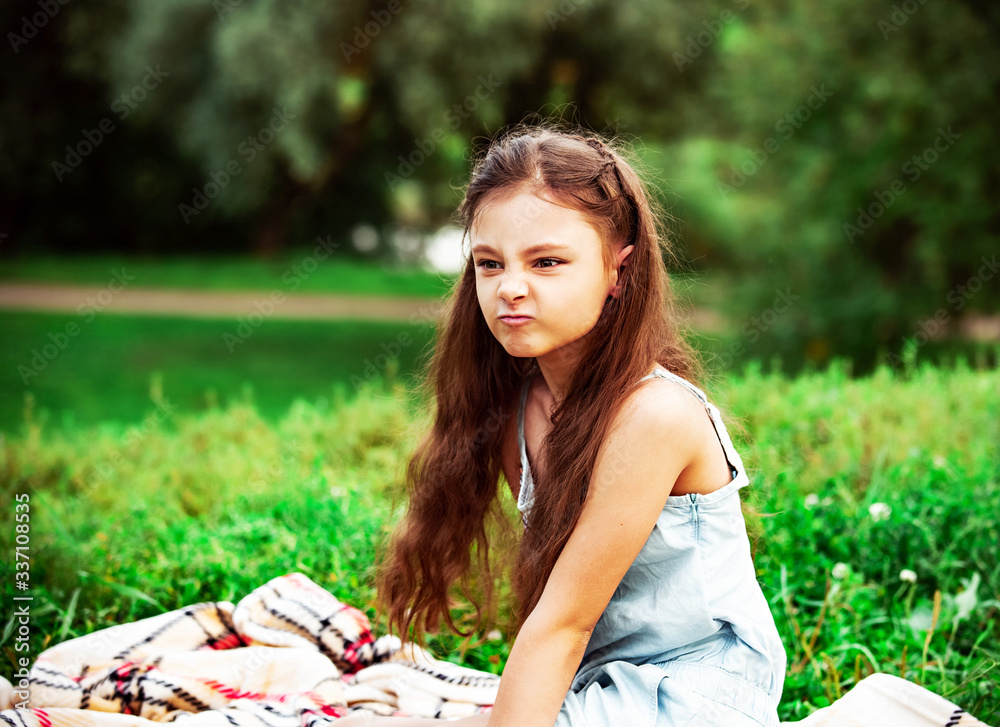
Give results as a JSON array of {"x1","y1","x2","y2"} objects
[{"x1": 498, "y1": 314, "x2": 533, "y2": 326}]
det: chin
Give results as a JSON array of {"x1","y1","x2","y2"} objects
[
  {"x1": 493, "y1": 334, "x2": 542, "y2": 359},
  {"x1": 500, "y1": 342, "x2": 539, "y2": 359}
]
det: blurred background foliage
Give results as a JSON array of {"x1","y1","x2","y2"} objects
[
  {"x1": 1, "y1": 0, "x2": 998, "y2": 373},
  {"x1": 2, "y1": 2, "x2": 999, "y2": 716}
]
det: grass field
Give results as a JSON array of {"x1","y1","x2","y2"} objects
[
  {"x1": 1, "y1": 358, "x2": 998, "y2": 722},
  {"x1": 0, "y1": 312, "x2": 438, "y2": 433},
  {"x1": 0, "y1": 254, "x2": 457, "y2": 298},
  {"x1": 3, "y1": 306, "x2": 994, "y2": 436},
  {"x1": 1, "y1": 311, "x2": 737, "y2": 434}
]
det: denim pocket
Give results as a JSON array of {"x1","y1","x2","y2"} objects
[
  {"x1": 719, "y1": 628, "x2": 781, "y2": 698},
  {"x1": 679, "y1": 697, "x2": 768, "y2": 727}
]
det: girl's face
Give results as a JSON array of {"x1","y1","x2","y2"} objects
[{"x1": 470, "y1": 191, "x2": 623, "y2": 368}]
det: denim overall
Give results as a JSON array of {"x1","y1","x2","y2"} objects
[{"x1": 516, "y1": 367, "x2": 786, "y2": 726}]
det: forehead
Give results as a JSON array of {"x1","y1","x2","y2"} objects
[{"x1": 470, "y1": 191, "x2": 606, "y2": 252}]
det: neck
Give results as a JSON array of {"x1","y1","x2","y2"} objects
[{"x1": 534, "y1": 346, "x2": 584, "y2": 408}]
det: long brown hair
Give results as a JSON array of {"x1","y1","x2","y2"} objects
[{"x1": 378, "y1": 123, "x2": 704, "y2": 640}]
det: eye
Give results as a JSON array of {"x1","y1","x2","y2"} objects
[
  {"x1": 536, "y1": 258, "x2": 564, "y2": 268},
  {"x1": 475, "y1": 257, "x2": 563, "y2": 270}
]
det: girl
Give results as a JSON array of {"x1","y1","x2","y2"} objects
[{"x1": 354, "y1": 126, "x2": 786, "y2": 726}]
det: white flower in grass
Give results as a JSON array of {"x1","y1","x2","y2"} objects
[
  {"x1": 486, "y1": 630, "x2": 503, "y2": 642},
  {"x1": 832, "y1": 562, "x2": 850, "y2": 580},
  {"x1": 804, "y1": 493, "x2": 820, "y2": 509},
  {"x1": 899, "y1": 569, "x2": 917, "y2": 583},
  {"x1": 868, "y1": 502, "x2": 892, "y2": 521},
  {"x1": 954, "y1": 573, "x2": 981, "y2": 623}
]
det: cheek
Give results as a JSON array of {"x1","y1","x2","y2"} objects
[
  {"x1": 476, "y1": 283, "x2": 501, "y2": 333},
  {"x1": 474, "y1": 278, "x2": 490, "y2": 306}
]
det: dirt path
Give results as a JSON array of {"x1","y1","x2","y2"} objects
[
  {"x1": 0, "y1": 283, "x2": 445, "y2": 323},
  {"x1": 0, "y1": 282, "x2": 728, "y2": 330}
]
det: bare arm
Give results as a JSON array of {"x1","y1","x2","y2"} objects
[{"x1": 486, "y1": 384, "x2": 705, "y2": 727}]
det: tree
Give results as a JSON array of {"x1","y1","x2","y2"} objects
[{"x1": 673, "y1": 0, "x2": 1000, "y2": 372}]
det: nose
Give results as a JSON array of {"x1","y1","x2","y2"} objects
[{"x1": 496, "y1": 270, "x2": 527, "y2": 303}]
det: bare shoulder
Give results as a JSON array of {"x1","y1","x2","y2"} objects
[
  {"x1": 616, "y1": 371, "x2": 736, "y2": 496},
  {"x1": 608, "y1": 372, "x2": 709, "y2": 450},
  {"x1": 582, "y1": 377, "x2": 704, "y2": 507}
]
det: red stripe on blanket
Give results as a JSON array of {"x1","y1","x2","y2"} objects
[
  {"x1": 339, "y1": 631, "x2": 375, "y2": 673},
  {"x1": 203, "y1": 633, "x2": 245, "y2": 651},
  {"x1": 33, "y1": 710, "x2": 52, "y2": 727},
  {"x1": 200, "y1": 679, "x2": 273, "y2": 702},
  {"x1": 199, "y1": 678, "x2": 336, "y2": 705}
]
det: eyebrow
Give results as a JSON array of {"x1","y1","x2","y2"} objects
[{"x1": 470, "y1": 242, "x2": 573, "y2": 257}]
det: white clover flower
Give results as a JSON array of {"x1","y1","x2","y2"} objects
[
  {"x1": 868, "y1": 502, "x2": 892, "y2": 521},
  {"x1": 832, "y1": 563, "x2": 850, "y2": 580},
  {"x1": 804, "y1": 493, "x2": 820, "y2": 509},
  {"x1": 486, "y1": 630, "x2": 503, "y2": 642},
  {"x1": 954, "y1": 573, "x2": 981, "y2": 623},
  {"x1": 899, "y1": 569, "x2": 917, "y2": 583}
]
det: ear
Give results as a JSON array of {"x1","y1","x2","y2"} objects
[
  {"x1": 609, "y1": 244, "x2": 635, "y2": 298},
  {"x1": 616, "y1": 244, "x2": 635, "y2": 268}
]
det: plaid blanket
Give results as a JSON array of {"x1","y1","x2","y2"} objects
[
  {"x1": 1, "y1": 572, "x2": 992, "y2": 726},
  {"x1": 0, "y1": 573, "x2": 498, "y2": 725}
]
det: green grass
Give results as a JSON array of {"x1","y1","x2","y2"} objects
[
  {"x1": 1, "y1": 357, "x2": 998, "y2": 721},
  {"x1": 726, "y1": 359, "x2": 1000, "y2": 720},
  {"x1": 0, "y1": 254, "x2": 457, "y2": 298},
  {"x1": 0, "y1": 311, "x2": 729, "y2": 434},
  {"x1": 0, "y1": 311, "x2": 437, "y2": 434}
]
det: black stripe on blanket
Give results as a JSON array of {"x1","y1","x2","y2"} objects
[
  {"x1": 373, "y1": 660, "x2": 500, "y2": 688},
  {"x1": 141, "y1": 675, "x2": 215, "y2": 713},
  {"x1": 263, "y1": 604, "x2": 320, "y2": 644},
  {"x1": 0, "y1": 709, "x2": 32, "y2": 727},
  {"x1": 113, "y1": 605, "x2": 218, "y2": 661}
]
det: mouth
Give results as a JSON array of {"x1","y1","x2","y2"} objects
[{"x1": 498, "y1": 315, "x2": 533, "y2": 327}]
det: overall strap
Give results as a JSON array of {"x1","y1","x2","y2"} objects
[
  {"x1": 638, "y1": 366, "x2": 710, "y2": 405},
  {"x1": 642, "y1": 367, "x2": 743, "y2": 481}
]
